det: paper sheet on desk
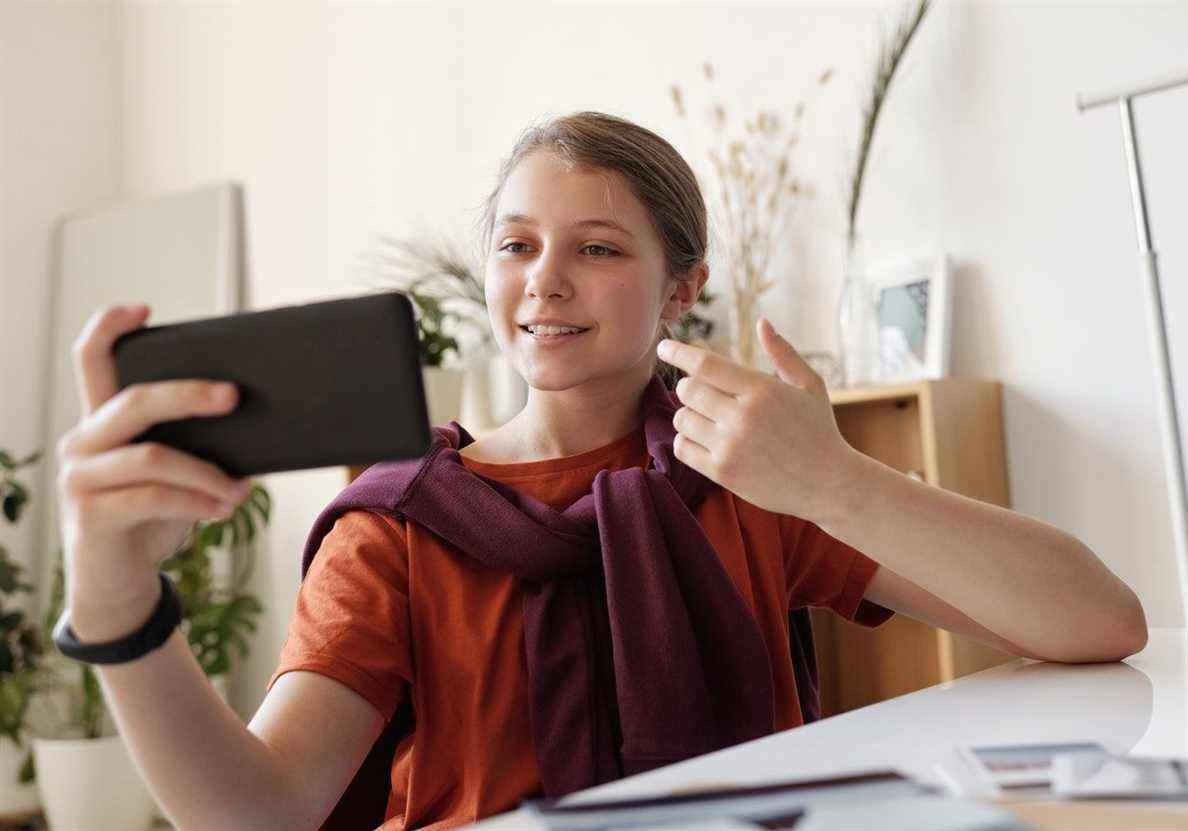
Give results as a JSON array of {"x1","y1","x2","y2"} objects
[
  {"x1": 797, "y1": 796, "x2": 1035, "y2": 831},
  {"x1": 601, "y1": 799, "x2": 1035, "y2": 831},
  {"x1": 521, "y1": 769, "x2": 936, "y2": 829},
  {"x1": 1051, "y1": 754, "x2": 1188, "y2": 799},
  {"x1": 932, "y1": 742, "x2": 1109, "y2": 800}
]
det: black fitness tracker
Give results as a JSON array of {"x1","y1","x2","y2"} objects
[{"x1": 52, "y1": 572, "x2": 182, "y2": 665}]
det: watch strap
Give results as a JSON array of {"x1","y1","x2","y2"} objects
[{"x1": 53, "y1": 572, "x2": 182, "y2": 665}]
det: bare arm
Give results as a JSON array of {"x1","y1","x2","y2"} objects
[
  {"x1": 72, "y1": 585, "x2": 386, "y2": 830},
  {"x1": 655, "y1": 327, "x2": 1147, "y2": 664},
  {"x1": 58, "y1": 304, "x2": 385, "y2": 829},
  {"x1": 817, "y1": 449, "x2": 1148, "y2": 663},
  {"x1": 860, "y1": 562, "x2": 1049, "y2": 661}
]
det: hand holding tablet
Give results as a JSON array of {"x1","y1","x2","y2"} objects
[{"x1": 111, "y1": 290, "x2": 432, "y2": 477}]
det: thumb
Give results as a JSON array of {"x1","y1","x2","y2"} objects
[{"x1": 758, "y1": 317, "x2": 818, "y2": 390}]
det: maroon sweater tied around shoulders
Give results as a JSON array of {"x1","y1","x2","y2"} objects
[{"x1": 299, "y1": 372, "x2": 820, "y2": 830}]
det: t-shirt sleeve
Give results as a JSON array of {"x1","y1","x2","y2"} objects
[
  {"x1": 265, "y1": 509, "x2": 413, "y2": 724},
  {"x1": 780, "y1": 513, "x2": 895, "y2": 629}
]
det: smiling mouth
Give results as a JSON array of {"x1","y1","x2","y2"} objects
[{"x1": 519, "y1": 325, "x2": 591, "y2": 340}]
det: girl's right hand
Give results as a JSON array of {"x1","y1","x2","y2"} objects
[{"x1": 56, "y1": 304, "x2": 253, "y2": 617}]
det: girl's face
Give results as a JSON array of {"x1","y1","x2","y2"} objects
[{"x1": 485, "y1": 150, "x2": 679, "y2": 392}]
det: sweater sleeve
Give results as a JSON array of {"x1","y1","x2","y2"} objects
[
  {"x1": 780, "y1": 513, "x2": 895, "y2": 628},
  {"x1": 265, "y1": 509, "x2": 413, "y2": 724}
]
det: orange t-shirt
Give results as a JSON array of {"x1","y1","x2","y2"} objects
[{"x1": 266, "y1": 424, "x2": 894, "y2": 830}]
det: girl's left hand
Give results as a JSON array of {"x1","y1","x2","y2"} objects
[{"x1": 657, "y1": 317, "x2": 857, "y2": 521}]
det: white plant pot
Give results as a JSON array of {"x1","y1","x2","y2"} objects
[
  {"x1": 486, "y1": 352, "x2": 526, "y2": 425},
  {"x1": 33, "y1": 734, "x2": 158, "y2": 831},
  {"x1": 0, "y1": 736, "x2": 40, "y2": 818},
  {"x1": 422, "y1": 366, "x2": 466, "y2": 428},
  {"x1": 459, "y1": 357, "x2": 494, "y2": 433}
]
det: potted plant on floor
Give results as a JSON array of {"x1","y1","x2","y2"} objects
[
  {"x1": 0, "y1": 447, "x2": 53, "y2": 822},
  {"x1": 30, "y1": 476, "x2": 271, "y2": 830}
]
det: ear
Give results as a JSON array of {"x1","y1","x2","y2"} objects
[{"x1": 661, "y1": 261, "x2": 709, "y2": 323}]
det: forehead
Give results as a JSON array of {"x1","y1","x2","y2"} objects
[{"x1": 494, "y1": 151, "x2": 653, "y2": 238}]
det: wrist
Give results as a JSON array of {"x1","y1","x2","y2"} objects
[
  {"x1": 68, "y1": 573, "x2": 164, "y2": 643},
  {"x1": 813, "y1": 445, "x2": 877, "y2": 537}
]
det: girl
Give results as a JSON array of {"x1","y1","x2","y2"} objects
[{"x1": 56, "y1": 111, "x2": 1146, "y2": 831}]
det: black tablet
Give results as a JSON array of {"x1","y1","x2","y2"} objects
[{"x1": 112, "y1": 290, "x2": 432, "y2": 477}]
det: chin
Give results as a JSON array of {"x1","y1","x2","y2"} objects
[
  {"x1": 521, "y1": 361, "x2": 656, "y2": 395},
  {"x1": 520, "y1": 365, "x2": 593, "y2": 392}
]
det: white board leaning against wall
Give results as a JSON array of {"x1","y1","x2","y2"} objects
[{"x1": 38, "y1": 181, "x2": 246, "y2": 626}]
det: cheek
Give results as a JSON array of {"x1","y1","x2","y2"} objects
[
  {"x1": 605, "y1": 279, "x2": 660, "y2": 335},
  {"x1": 486, "y1": 272, "x2": 518, "y2": 334}
]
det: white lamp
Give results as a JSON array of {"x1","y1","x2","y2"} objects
[{"x1": 1077, "y1": 70, "x2": 1188, "y2": 623}]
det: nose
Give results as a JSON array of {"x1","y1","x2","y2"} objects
[{"x1": 523, "y1": 247, "x2": 572, "y2": 300}]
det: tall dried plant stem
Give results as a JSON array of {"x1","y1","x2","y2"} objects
[{"x1": 845, "y1": 0, "x2": 931, "y2": 257}]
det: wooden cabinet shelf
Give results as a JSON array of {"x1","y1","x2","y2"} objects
[{"x1": 813, "y1": 376, "x2": 1016, "y2": 717}]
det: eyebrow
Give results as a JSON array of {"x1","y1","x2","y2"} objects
[{"x1": 494, "y1": 213, "x2": 636, "y2": 240}]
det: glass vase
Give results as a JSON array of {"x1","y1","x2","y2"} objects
[{"x1": 835, "y1": 242, "x2": 882, "y2": 388}]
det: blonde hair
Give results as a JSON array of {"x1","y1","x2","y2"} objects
[{"x1": 475, "y1": 111, "x2": 708, "y2": 389}]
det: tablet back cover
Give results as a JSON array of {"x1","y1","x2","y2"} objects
[{"x1": 113, "y1": 291, "x2": 431, "y2": 477}]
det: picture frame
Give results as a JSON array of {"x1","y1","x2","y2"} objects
[{"x1": 866, "y1": 252, "x2": 953, "y2": 382}]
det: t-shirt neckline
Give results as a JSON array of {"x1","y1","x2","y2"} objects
[{"x1": 459, "y1": 423, "x2": 647, "y2": 479}]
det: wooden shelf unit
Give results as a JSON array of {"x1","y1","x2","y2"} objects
[{"x1": 813, "y1": 376, "x2": 1016, "y2": 717}]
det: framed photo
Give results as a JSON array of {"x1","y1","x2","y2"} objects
[{"x1": 867, "y1": 252, "x2": 952, "y2": 382}]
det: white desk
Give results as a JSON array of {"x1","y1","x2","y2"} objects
[{"x1": 468, "y1": 627, "x2": 1188, "y2": 829}]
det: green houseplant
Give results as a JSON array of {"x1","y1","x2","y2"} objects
[
  {"x1": 0, "y1": 447, "x2": 53, "y2": 817},
  {"x1": 365, "y1": 234, "x2": 490, "y2": 370},
  {"x1": 360, "y1": 234, "x2": 495, "y2": 428},
  {"x1": 0, "y1": 436, "x2": 271, "y2": 828},
  {"x1": 31, "y1": 476, "x2": 271, "y2": 830}
]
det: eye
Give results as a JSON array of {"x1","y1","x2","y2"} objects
[
  {"x1": 498, "y1": 242, "x2": 619, "y2": 256},
  {"x1": 582, "y1": 244, "x2": 619, "y2": 257}
]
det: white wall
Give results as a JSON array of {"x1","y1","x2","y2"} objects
[
  {"x1": 1, "y1": 0, "x2": 122, "y2": 633},
  {"x1": 4, "y1": 0, "x2": 1186, "y2": 723}
]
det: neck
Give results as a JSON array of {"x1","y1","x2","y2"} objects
[{"x1": 502, "y1": 362, "x2": 657, "y2": 461}]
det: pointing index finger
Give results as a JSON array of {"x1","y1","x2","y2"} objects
[{"x1": 658, "y1": 338, "x2": 750, "y2": 397}]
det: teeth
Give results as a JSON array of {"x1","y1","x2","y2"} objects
[{"x1": 527, "y1": 325, "x2": 584, "y2": 336}]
